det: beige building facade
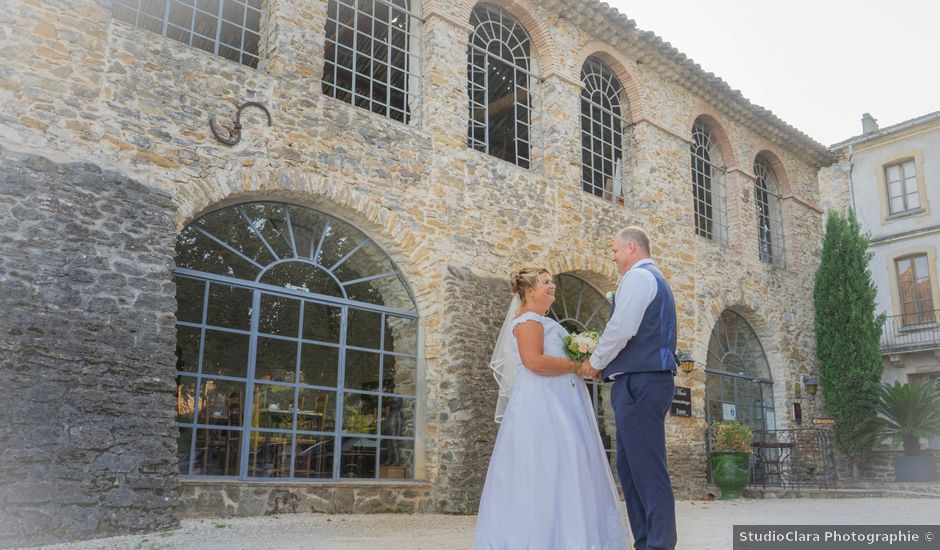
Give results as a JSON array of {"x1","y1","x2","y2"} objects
[
  {"x1": 826, "y1": 112, "x2": 940, "y2": 453},
  {"x1": 0, "y1": 0, "x2": 831, "y2": 545}
]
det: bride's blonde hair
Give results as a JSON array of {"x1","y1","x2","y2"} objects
[{"x1": 510, "y1": 267, "x2": 550, "y2": 303}]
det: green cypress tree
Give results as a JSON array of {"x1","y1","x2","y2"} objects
[{"x1": 813, "y1": 209, "x2": 884, "y2": 476}]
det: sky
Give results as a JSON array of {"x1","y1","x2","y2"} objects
[{"x1": 606, "y1": 0, "x2": 940, "y2": 146}]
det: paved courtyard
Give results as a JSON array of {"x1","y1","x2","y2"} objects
[{"x1": 33, "y1": 498, "x2": 940, "y2": 549}]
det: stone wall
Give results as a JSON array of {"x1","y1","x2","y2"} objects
[
  {"x1": 430, "y1": 267, "x2": 507, "y2": 512},
  {"x1": 177, "y1": 481, "x2": 432, "y2": 517},
  {"x1": 0, "y1": 147, "x2": 178, "y2": 546}
]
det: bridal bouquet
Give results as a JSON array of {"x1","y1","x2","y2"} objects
[{"x1": 563, "y1": 331, "x2": 601, "y2": 362}]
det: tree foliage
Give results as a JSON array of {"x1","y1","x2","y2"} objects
[{"x1": 813, "y1": 209, "x2": 884, "y2": 467}]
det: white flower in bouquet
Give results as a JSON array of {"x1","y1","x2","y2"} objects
[{"x1": 563, "y1": 331, "x2": 601, "y2": 362}]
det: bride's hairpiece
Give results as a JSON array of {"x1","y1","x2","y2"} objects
[{"x1": 509, "y1": 267, "x2": 549, "y2": 302}]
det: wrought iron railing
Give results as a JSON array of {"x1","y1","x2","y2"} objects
[
  {"x1": 881, "y1": 309, "x2": 940, "y2": 353},
  {"x1": 748, "y1": 428, "x2": 837, "y2": 490}
]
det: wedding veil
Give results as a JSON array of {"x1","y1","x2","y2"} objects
[{"x1": 489, "y1": 295, "x2": 522, "y2": 423}]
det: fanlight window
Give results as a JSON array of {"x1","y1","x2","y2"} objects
[
  {"x1": 704, "y1": 310, "x2": 775, "y2": 433},
  {"x1": 174, "y1": 202, "x2": 417, "y2": 481},
  {"x1": 691, "y1": 121, "x2": 728, "y2": 245},
  {"x1": 754, "y1": 155, "x2": 785, "y2": 266},
  {"x1": 580, "y1": 57, "x2": 626, "y2": 202},
  {"x1": 467, "y1": 4, "x2": 536, "y2": 168}
]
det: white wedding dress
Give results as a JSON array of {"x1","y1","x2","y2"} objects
[{"x1": 472, "y1": 312, "x2": 628, "y2": 550}]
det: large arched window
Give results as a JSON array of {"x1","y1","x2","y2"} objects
[
  {"x1": 704, "y1": 310, "x2": 775, "y2": 434},
  {"x1": 174, "y1": 202, "x2": 418, "y2": 481},
  {"x1": 691, "y1": 120, "x2": 728, "y2": 245},
  {"x1": 580, "y1": 57, "x2": 626, "y2": 202},
  {"x1": 547, "y1": 274, "x2": 616, "y2": 472},
  {"x1": 322, "y1": 0, "x2": 420, "y2": 123},
  {"x1": 467, "y1": 4, "x2": 535, "y2": 168},
  {"x1": 754, "y1": 155, "x2": 785, "y2": 266}
]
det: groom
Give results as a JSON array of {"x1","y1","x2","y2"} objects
[{"x1": 579, "y1": 226, "x2": 677, "y2": 550}]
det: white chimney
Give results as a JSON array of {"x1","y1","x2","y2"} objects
[{"x1": 862, "y1": 113, "x2": 879, "y2": 134}]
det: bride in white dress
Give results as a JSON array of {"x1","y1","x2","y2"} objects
[{"x1": 472, "y1": 267, "x2": 627, "y2": 549}]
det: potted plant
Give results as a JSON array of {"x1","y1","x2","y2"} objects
[
  {"x1": 871, "y1": 381, "x2": 940, "y2": 481},
  {"x1": 709, "y1": 421, "x2": 753, "y2": 499}
]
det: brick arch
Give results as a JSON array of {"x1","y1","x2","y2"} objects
[
  {"x1": 438, "y1": 0, "x2": 563, "y2": 76},
  {"x1": 688, "y1": 111, "x2": 738, "y2": 171},
  {"x1": 749, "y1": 146, "x2": 793, "y2": 196},
  {"x1": 175, "y1": 168, "x2": 438, "y2": 317},
  {"x1": 572, "y1": 43, "x2": 646, "y2": 123}
]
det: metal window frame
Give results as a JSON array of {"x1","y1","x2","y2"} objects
[
  {"x1": 109, "y1": 0, "x2": 262, "y2": 68},
  {"x1": 580, "y1": 57, "x2": 626, "y2": 202},
  {"x1": 174, "y1": 202, "x2": 419, "y2": 482},
  {"x1": 753, "y1": 156, "x2": 786, "y2": 267},
  {"x1": 704, "y1": 310, "x2": 776, "y2": 432},
  {"x1": 691, "y1": 121, "x2": 729, "y2": 245},
  {"x1": 321, "y1": 0, "x2": 421, "y2": 124},
  {"x1": 467, "y1": 3, "x2": 541, "y2": 169}
]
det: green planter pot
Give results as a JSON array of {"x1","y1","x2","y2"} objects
[{"x1": 711, "y1": 451, "x2": 750, "y2": 500}]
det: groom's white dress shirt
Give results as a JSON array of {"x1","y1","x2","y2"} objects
[{"x1": 588, "y1": 258, "x2": 658, "y2": 377}]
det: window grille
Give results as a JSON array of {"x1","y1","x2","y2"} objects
[
  {"x1": 690, "y1": 121, "x2": 728, "y2": 244},
  {"x1": 580, "y1": 57, "x2": 626, "y2": 202},
  {"x1": 754, "y1": 156, "x2": 785, "y2": 267},
  {"x1": 111, "y1": 0, "x2": 262, "y2": 68},
  {"x1": 467, "y1": 4, "x2": 538, "y2": 168},
  {"x1": 322, "y1": 0, "x2": 420, "y2": 123}
]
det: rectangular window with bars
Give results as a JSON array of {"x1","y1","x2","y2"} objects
[
  {"x1": 111, "y1": 0, "x2": 262, "y2": 68},
  {"x1": 321, "y1": 0, "x2": 420, "y2": 124},
  {"x1": 896, "y1": 254, "x2": 935, "y2": 325},
  {"x1": 885, "y1": 159, "x2": 921, "y2": 215}
]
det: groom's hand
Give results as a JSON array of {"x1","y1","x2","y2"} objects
[{"x1": 577, "y1": 360, "x2": 601, "y2": 381}]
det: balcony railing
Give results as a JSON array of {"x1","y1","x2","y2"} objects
[{"x1": 881, "y1": 309, "x2": 940, "y2": 353}]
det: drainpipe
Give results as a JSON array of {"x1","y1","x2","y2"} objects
[{"x1": 841, "y1": 144, "x2": 857, "y2": 213}]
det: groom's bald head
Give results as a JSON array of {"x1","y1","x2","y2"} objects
[{"x1": 615, "y1": 226, "x2": 651, "y2": 255}]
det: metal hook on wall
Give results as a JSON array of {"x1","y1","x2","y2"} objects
[{"x1": 209, "y1": 101, "x2": 273, "y2": 146}]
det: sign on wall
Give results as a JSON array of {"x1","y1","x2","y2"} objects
[{"x1": 671, "y1": 386, "x2": 692, "y2": 417}]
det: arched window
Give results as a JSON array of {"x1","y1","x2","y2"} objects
[
  {"x1": 174, "y1": 202, "x2": 418, "y2": 481},
  {"x1": 467, "y1": 4, "x2": 535, "y2": 168},
  {"x1": 322, "y1": 0, "x2": 420, "y2": 123},
  {"x1": 580, "y1": 58, "x2": 626, "y2": 202},
  {"x1": 691, "y1": 120, "x2": 728, "y2": 245},
  {"x1": 704, "y1": 310, "x2": 775, "y2": 434},
  {"x1": 754, "y1": 155, "x2": 785, "y2": 266},
  {"x1": 547, "y1": 274, "x2": 616, "y2": 472}
]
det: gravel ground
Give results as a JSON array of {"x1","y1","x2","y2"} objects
[{"x1": 32, "y1": 498, "x2": 940, "y2": 550}]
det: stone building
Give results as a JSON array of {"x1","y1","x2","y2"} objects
[
  {"x1": 0, "y1": 0, "x2": 831, "y2": 545},
  {"x1": 824, "y1": 112, "x2": 940, "y2": 457}
]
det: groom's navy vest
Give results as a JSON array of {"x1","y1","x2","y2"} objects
[{"x1": 604, "y1": 263, "x2": 678, "y2": 380}]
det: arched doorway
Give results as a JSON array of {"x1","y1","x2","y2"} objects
[
  {"x1": 547, "y1": 273, "x2": 616, "y2": 471},
  {"x1": 704, "y1": 310, "x2": 776, "y2": 433},
  {"x1": 173, "y1": 201, "x2": 418, "y2": 481}
]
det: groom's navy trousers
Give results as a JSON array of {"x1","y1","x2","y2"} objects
[
  {"x1": 611, "y1": 371, "x2": 677, "y2": 550},
  {"x1": 602, "y1": 262, "x2": 678, "y2": 550}
]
